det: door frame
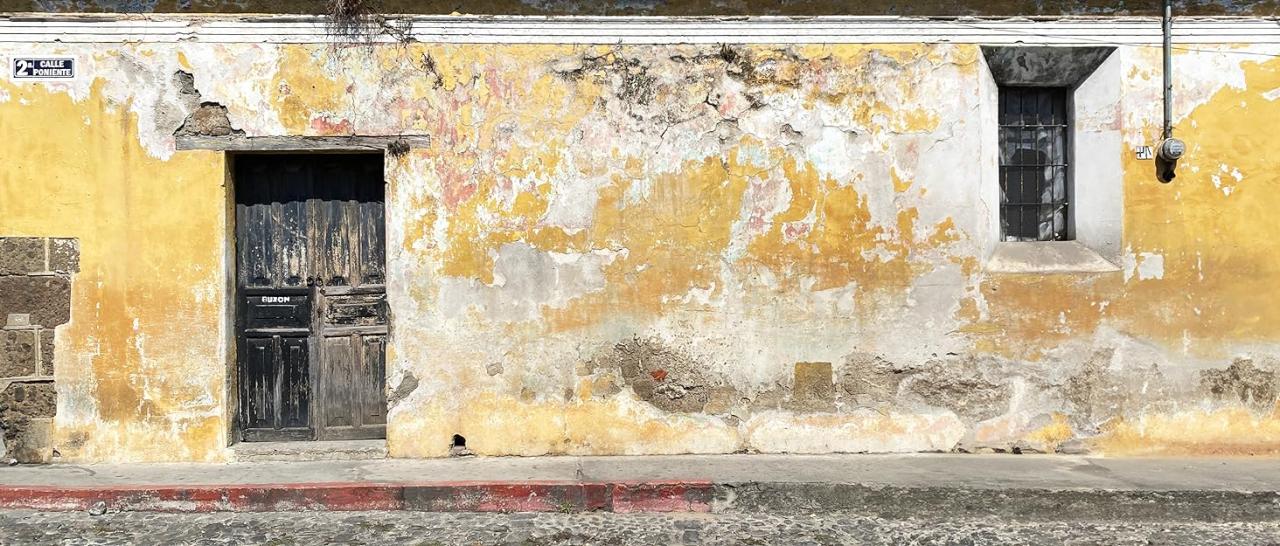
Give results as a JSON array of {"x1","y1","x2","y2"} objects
[{"x1": 223, "y1": 150, "x2": 392, "y2": 446}]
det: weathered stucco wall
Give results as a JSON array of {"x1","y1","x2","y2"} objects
[
  {"x1": 6, "y1": 1, "x2": 1280, "y2": 16},
  {"x1": 0, "y1": 65, "x2": 229, "y2": 461},
  {"x1": 3, "y1": 27, "x2": 1280, "y2": 461}
]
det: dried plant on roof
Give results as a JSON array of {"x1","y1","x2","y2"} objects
[
  {"x1": 325, "y1": 0, "x2": 416, "y2": 45},
  {"x1": 326, "y1": 0, "x2": 379, "y2": 42}
]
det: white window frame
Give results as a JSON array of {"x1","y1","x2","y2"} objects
[{"x1": 978, "y1": 47, "x2": 1123, "y2": 274}]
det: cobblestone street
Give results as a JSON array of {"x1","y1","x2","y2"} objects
[{"x1": 1, "y1": 510, "x2": 1278, "y2": 545}]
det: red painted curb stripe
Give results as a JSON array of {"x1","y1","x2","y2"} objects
[
  {"x1": 0, "y1": 481, "x2": 716, "y2": 513},
  {"x1": 611, "y1": 482, "x2": 714, "y2": 513},
  {"x1": 0, "y1": 479, "x2": 713, "y2": 491},
  {"x1": 405, "y1": 483, "x2": 612, "y2": 512}
]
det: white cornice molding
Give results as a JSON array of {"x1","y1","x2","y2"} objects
[{"x1": 1, "y1": 15, "x2": 1279, "y2": 44}]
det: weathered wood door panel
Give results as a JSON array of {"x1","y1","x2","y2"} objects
[
  {"x1": 361, "y1": 335, "x2": 388, "y2": 426},
  {"x1": 239, "y1": 335, "x2": 311, "y2": 441},
  {"x1": 235, "y1": 154, "x2": 387, "y2": 442},
  {"x1": 313, "y1": 286, "x2": 388, "y2": 440}
]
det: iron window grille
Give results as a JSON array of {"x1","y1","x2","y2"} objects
[{"x1": 998, "y1": 86, "x2": 1070, "y2": 242}]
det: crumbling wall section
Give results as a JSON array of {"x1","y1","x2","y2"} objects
[
  {"x1": 5, "y1": 32, "x2": 1280, "y2": 461},
  {"x1": 0, "y1": 237, "x2": 76, "y2": 463}
]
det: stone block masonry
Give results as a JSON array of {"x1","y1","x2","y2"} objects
[{"x1": 0, "y1": 237, "x2": 77, "y2": 463}]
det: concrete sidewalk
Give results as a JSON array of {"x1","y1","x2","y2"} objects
[{"x1": 1, "y1": 453, "x2": 1279, "y2": 519}]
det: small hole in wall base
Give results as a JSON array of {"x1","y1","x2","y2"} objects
[{"x1": 449, "y1": 434, "x2": 473, "y2": 457}]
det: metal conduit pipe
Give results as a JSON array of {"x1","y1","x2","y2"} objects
[
  {"x1": 1164, "y1": 0, "x2": 1174, "y2": 140},
  {"x1": 1157, "y1": 0, "x2": 1186, "y2": 183}
]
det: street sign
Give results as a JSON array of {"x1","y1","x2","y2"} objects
[{"x1": 11, "y1": 57, "x2": 76, "y2": 80}]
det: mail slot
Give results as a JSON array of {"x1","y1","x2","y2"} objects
[
  {"x1": 325, "y1": 293, "x2": 386, "y2": 327},
  {"x1": 244, "y1": 294, "x2": 310, "y2": 330}
]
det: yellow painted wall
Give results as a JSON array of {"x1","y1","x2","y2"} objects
[
  {"x1": 0, "y1": 78, "x2": 229, "y2": 462},
  {"x1": 2, "y1": 38, "x2": 1279, "y2": 461}
]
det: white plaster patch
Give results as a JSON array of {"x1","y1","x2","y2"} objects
[
  {"x1": 804, "y1": 125, "x2": 861, "y2": 181},
  {"x1": 541, "y1": 172, "x2": 606, "y2": 233},
  {"x1": 862, "y1": 263, "x2": 968, "y2": 362},
  {"x1": 1138, "y1": 253, "x2": 1164, "y2": 280},
  {"x1": 807, "y1": 283, "x2": 857, "y2": 317},
  {"x1": 1264, "y1": 87, "x2": 1280, "y2": 102},
  {"x1": 1122, "y1": 48, "x2": 1246, "y2": 147},
  {"x1": 438, "y1": 242, "x2": 622, "y2": 322},
  {"x1": 89, "y1": 47, "x2": 185, "y2": 159},
  {"x1": 1123, "y1": 251, "x2": 1166, "y2": 282},
  {"x1": 709, "y1": 74, "x2": 751, "y2": 120},
  {"x1": 5, "y1": 44, "x2": 226, "y2": 159},
  {"x1": 727, "y1": 140, "x2": 778, "y2": 172},
  {"x1": 180, "y1": 43, "x2": 286, "y2": 136},
  {"x1": 910, "y1": 122, "x2": 983, "y2": 247}
]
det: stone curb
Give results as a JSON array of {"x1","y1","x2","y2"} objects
[
  {"x1": 713, "y1": 483, "x2": 1280, "y2": 522},
  {"x1": 2, "y1": 480, "x2": 1278, "y2": 520},
  {"x1": 0, "y1": 481, "x2": 715, "y2": 513}
]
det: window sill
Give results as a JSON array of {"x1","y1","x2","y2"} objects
[{"x1": 985, "y1": 241, "x2": 1121, "y2": 274}]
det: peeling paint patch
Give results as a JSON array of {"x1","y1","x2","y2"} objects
[
  {"x1": 6, "y1": 38, "x2": 1280, "y2": 461},
  {"x1": 387, "y1": 372, "x2": 420, "y2": 409},
  {"x1": 1094, "y1": 407, "x2": 1280, "y2": 456},
  {"x1": 1124, "y1": 252, "x2": 1165, "y2": 282},
  {"x1": 1201, "y1": 358, "x2": 1276, "y2": 411},
  {"x1": 745, "y1": 410, "x2": 965, "y2": 453},
  {"x1": 438, "y1": 242, "x2": 621, "y2": 322}
]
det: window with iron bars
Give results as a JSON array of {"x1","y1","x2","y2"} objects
[{"x1": 998, "y1": 86, "x2": 1069, "y2": 242}]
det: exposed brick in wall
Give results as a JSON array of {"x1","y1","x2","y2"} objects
[{"x1": 0, "y1": 237, "x2": 76, "y2": 464}]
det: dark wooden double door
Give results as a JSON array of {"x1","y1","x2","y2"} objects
[{"x1": 235, "y1": 154, "x2": 387, "y2": 442}]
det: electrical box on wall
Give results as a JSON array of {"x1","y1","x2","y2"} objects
[{"x1": 1156, "y1": 137, "x2": 1185, "y2": 183}]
